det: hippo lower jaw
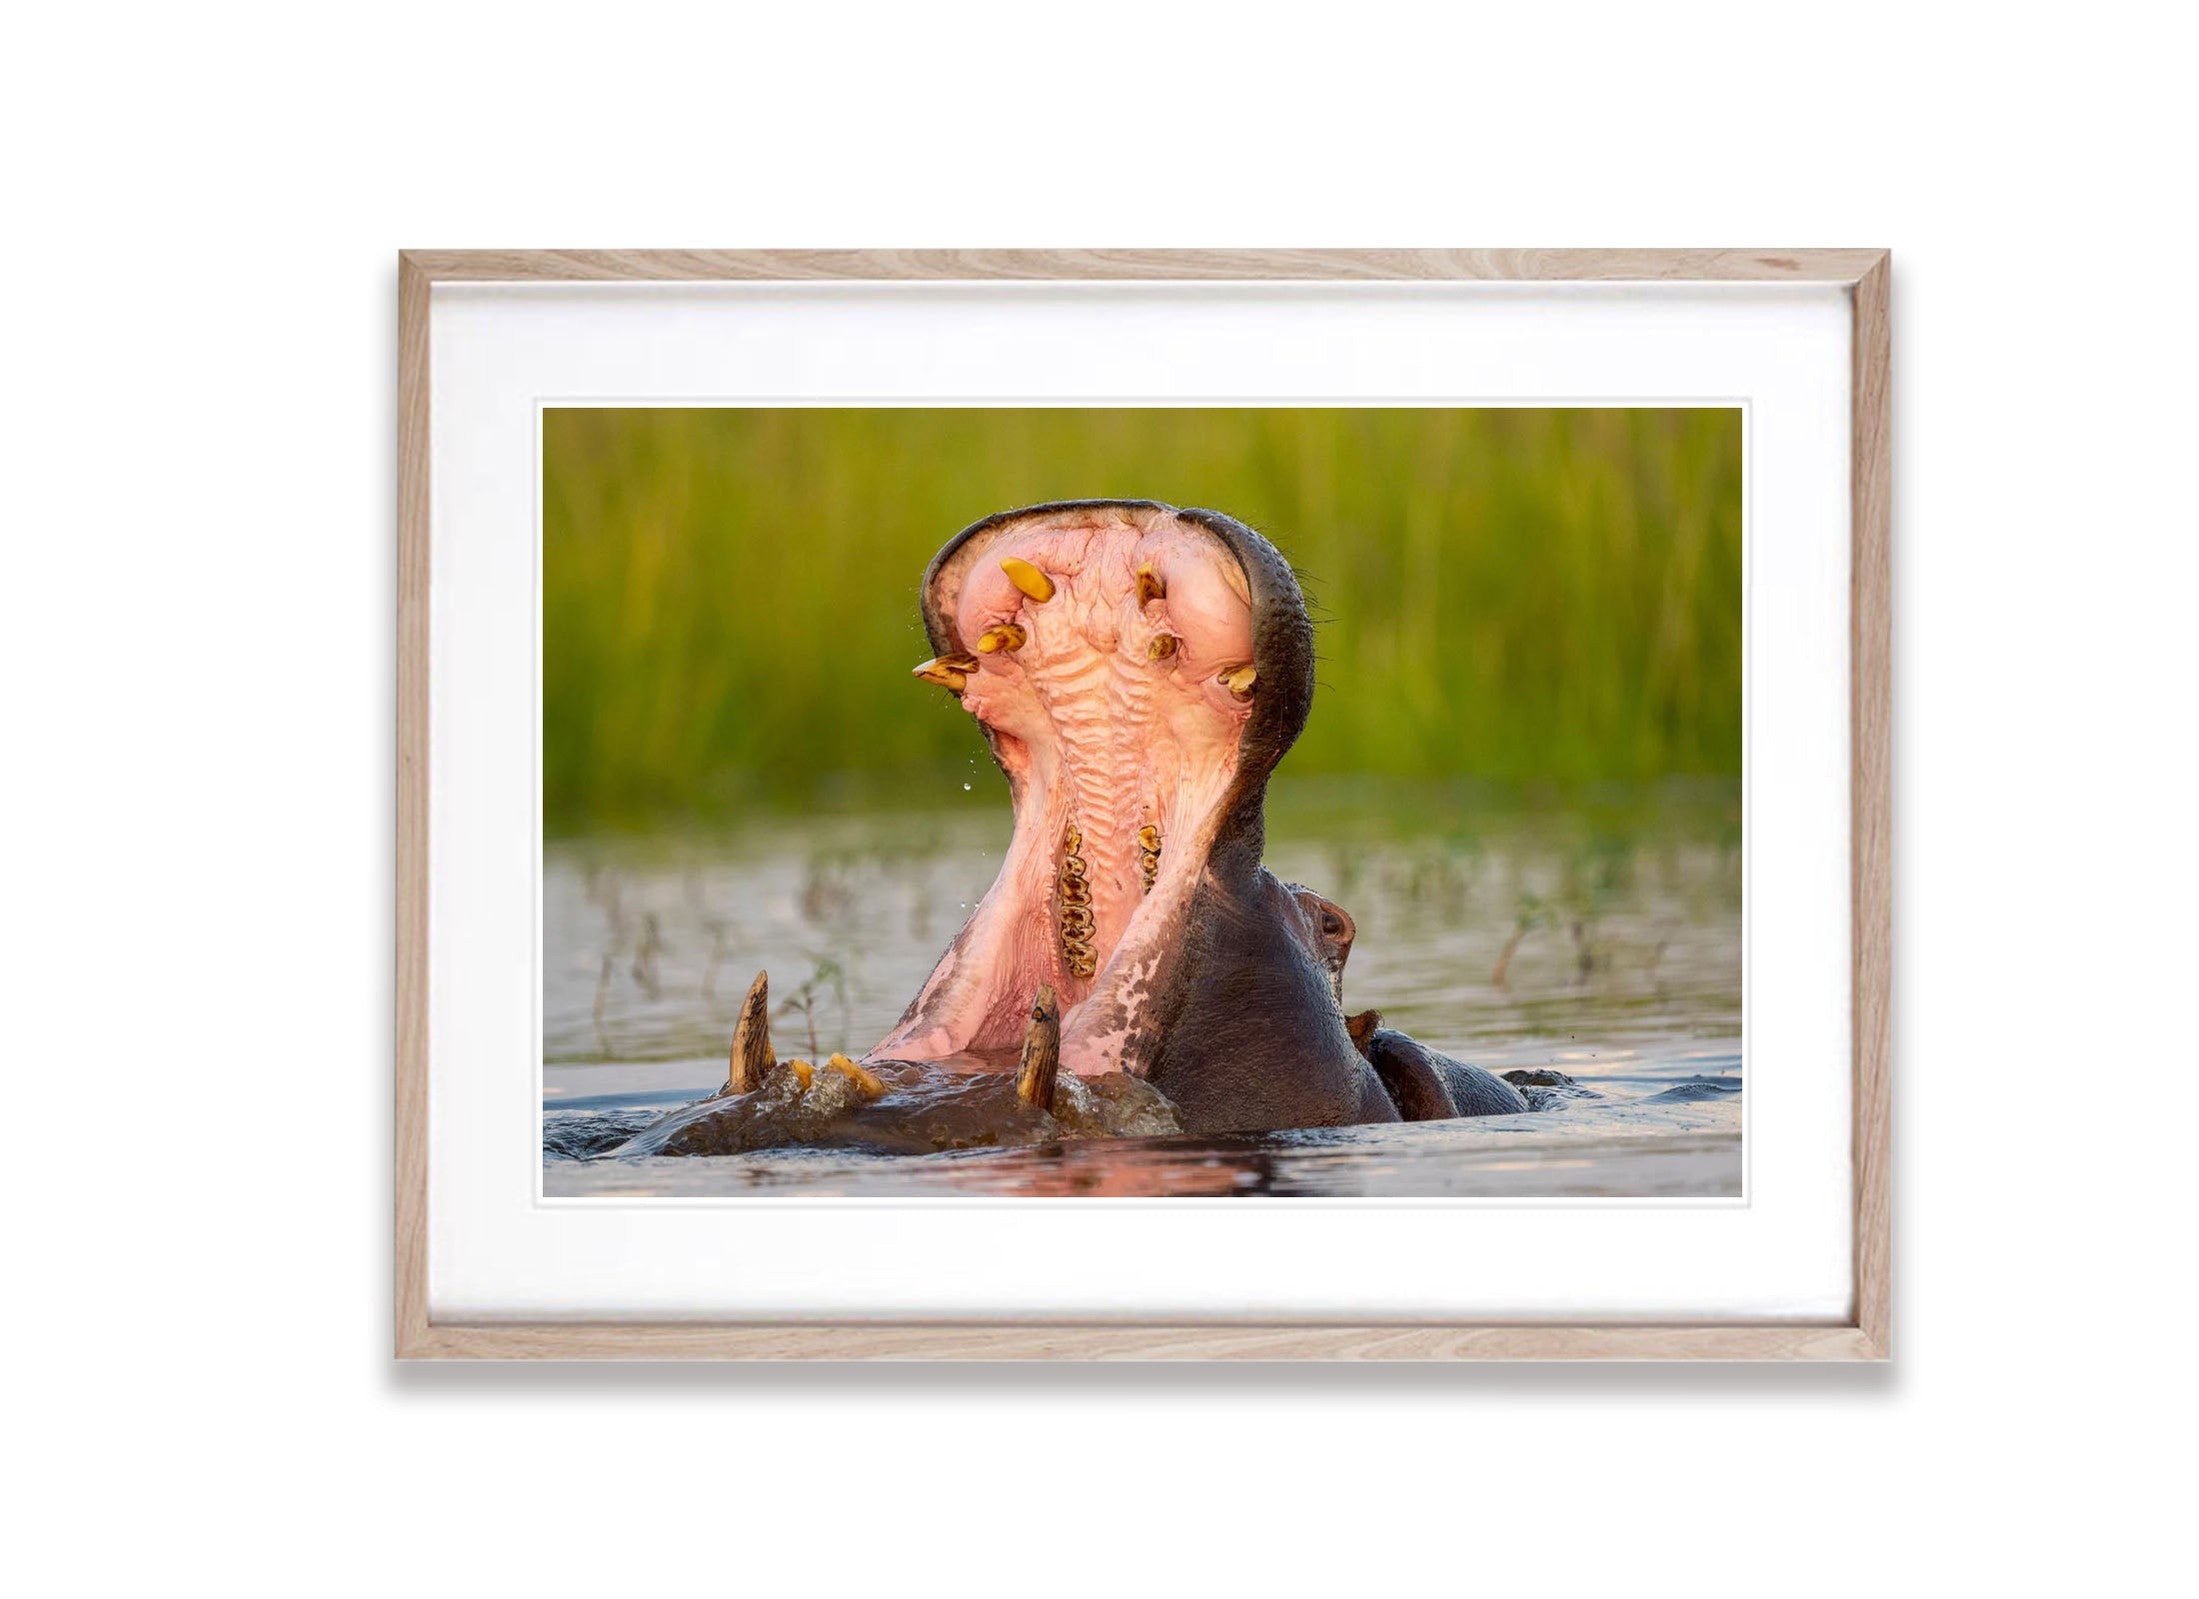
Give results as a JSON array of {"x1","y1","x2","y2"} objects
[{"x1": 872, "y1": 502, "x2": 1268, "y2": 1079}]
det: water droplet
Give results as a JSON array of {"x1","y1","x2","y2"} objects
[{"x1": 962, "y1": 782, "x2": 972, "y2": 791}]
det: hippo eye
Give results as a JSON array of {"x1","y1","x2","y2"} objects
[{"x1": 1322, "y1": 912, "x2": 1345, "y2": 937}]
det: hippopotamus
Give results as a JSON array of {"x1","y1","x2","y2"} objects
[{"x1": 611, "y1": 499, "x2": 1526, "y2": 1159}]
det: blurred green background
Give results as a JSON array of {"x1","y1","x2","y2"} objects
[{"x1": 544, "y1": 407, "x2": 1741, "y2": 833}]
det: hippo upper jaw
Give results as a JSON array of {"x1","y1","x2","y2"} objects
[{"x1": 873, "y1": 501, "x2": 1319, "y2": 1080}]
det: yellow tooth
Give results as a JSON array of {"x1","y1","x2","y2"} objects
[
  {"x1": 1135, "y1": 563, "x2": 1166, "y2": 606},
  {"x1": 1000, "y1": 556, "x2": 1055, "y2": 602},
  {"x1": 976, "y1": 623, "x2": 1026, "y2": 654},
  {"x1": 1221, "y1": 665, "x2": 1258, "y2": 700},
  {"x1": 824, "y1": 1052, "x2": 885, "y2": 1097},
  {"x1": 1148, "y1": 634, "x2": 1178, "y2": 661},
  {"x1": 785, "y1": 1059, "x2": 815, "y2": 1090},
  {"x1": 912, "y1": 656, "x2": 972, "y2": 690}
]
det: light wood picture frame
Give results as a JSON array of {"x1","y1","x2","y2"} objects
[{"x1": 396, "y1": 248, "x2": 1890, "y2": 1361}]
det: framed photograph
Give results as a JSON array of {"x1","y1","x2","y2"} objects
[{"x1": 397, "y1": 249, "x2": 1889, "y2": 1359}]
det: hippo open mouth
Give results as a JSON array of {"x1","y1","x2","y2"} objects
[{"x1": 872, "y1": 500, "x2": 1302, "y2": 1085}]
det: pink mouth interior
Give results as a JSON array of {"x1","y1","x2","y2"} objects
[{"x1": 871, "y1": 506, "x2": 1258, "y2": 1077}]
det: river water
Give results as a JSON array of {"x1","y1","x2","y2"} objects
[{"x1": 543, "y1": 789, "x2": 1742, "y2": 1198}]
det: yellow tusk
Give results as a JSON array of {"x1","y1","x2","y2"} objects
[
  {"x1": 976, "y1": 623, "x2": 1026, "y2": 654},
  {"x1": 1221, "y1": 665, "x2": 1257, "y2": 700},
  {"x1": 999, "y1": 556, "x2": 1055, "y2": 602},
  {"x1": 824, "y1": 1052, "x2": 885, "y2": 1098},
  {"x1": 912, "y1": 656, "x2": 973, "y2": 691},
  {"x1": 1148, "y1": 634, "x2": 1178, "y2": 661},
  {"x1": 723, "y1": 969, "x2": 774, "y2": 1096},
  {"x1": 784, "y1": 1059, "x2": 815, "y2": 1090},
  {"x1": 1015, "y1": 985, "x2": 1062, "y2": 1109},
  {"x1": 1135, "y1": 563, "x2": 1166, "y2": 606}
]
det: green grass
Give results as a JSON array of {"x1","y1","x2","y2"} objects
[{"x1": 544, "y1": 407, "x2": 1741, "y2": 832}]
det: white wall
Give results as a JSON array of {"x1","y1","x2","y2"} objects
[{"x1": 6, "y1": 3, "x2": 2190, "y2": 1592}]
